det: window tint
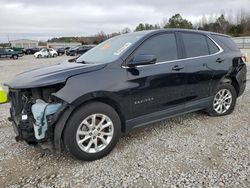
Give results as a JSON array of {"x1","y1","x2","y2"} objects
[
  {"x1": 212, "y1": 35, "x2": 239, "y2": 51},
  {"x1": 181, "y1": 33, "x2": 209, "y2": 58},
  {"x1": 207, "y1": 38, "x2": 219, "y2": 54},
  {"x1": 134, "y1": 33, "x2": 178, "y2": 62}
]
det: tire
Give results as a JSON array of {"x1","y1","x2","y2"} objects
[
  {"x1": 53, "y1": 54, "x2": 57, "y2": 58},
  {"x1": 63, "y1": 102, "x2": 121, "y2": 161},
  {"x1": 12, "y1": 55, "x2": 18, "y2": 60},
  {"x1": 206, "y1": 83, "x2": 237, "y2": 116},
  {"x1": 37, "y1": 54, "x2": 42, "y2": 58}
]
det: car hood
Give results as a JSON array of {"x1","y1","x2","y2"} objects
[{"x1": 6, "y1": 63, "x2": 107, "y2": 89}]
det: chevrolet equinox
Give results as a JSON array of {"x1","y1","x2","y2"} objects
[{"x1": 5, "y1": 29, "x2": 247, "y2": 161}]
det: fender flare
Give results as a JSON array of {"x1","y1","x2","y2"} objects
[{"x1": 53, "y1": 105, "x2": 74, "y2": 151}]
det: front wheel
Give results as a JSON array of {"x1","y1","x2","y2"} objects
[
  {"x1": 63, "y1": 102, "x2": 121, "y2": 161},
  {"x1": 206, "y1": 83, "x2": 237, "y2": 116}
]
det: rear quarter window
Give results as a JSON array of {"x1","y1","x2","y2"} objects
[
  {"x1": 212, "y1": 35, "x2": 239, "y2": 52},
  {"x1": 207, "y1": 38, "x2": 220, "y2": 54}
]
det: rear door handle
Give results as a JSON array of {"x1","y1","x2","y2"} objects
[
  {"x1": 216, "y1": 58, "x2": 225, "y2": 63},
  {"x1": 172, "y1": 65, "x2": 184, "y2": 71}
]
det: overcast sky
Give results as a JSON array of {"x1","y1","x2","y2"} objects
[{"x1": 0, "y1": 0, "x2": 249, "y2": 42}]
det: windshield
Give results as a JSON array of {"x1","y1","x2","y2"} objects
[{"x1": 76, "y1": 33, "x2": 144, "y2": 64}]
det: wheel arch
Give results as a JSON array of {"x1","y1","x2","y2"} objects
[
  {"x1": 77, "y1": 97, "x2": 127, "y2": 133},
  {"x1": 219, "y1": 76, "x2": 240, "y2": 96},
  {"x1": 54, "y1": 93, "x2": 127, "y2": 151}
]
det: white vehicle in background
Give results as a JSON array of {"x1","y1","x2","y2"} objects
[{"x1": 34, "y1": 48, "x2": 58, "y2": 58}]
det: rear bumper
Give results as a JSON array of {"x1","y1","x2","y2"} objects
[
  {"x1": 238, "y1": 81, "x2": 246, "y2": 97},
  {"x1": 237, "y1": 64, "x2": 247, "y2": 97}
]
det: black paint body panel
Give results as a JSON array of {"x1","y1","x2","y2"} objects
[{"x1": 6, "y1": 29, "x2": 247, "y2": 149}]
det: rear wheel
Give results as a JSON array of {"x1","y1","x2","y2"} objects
[
  {"x1": 37, "y1": 54, "x2": 42, "y2": 58},
  {"x1": 53, "y1": 54, "x2": 57, "y2": 57},
  {"x1": 63, "y1": 102, "x2": 121, "y2": 161},
  {"x1": 12, "y1": 55, "x2": 18, "y2": 60},
  {"x1": 206, "y1": 83, "x2": 237, "y2": 116}
]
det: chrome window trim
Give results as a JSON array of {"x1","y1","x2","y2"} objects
[{"x1": 122, "y1": 34, "x2": 223, "y2": 69}]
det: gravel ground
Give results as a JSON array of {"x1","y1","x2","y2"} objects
[{"x1": 0, "y1": 55, "x2": 249, "y2": 187}]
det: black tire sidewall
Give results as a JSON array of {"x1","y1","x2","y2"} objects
[
  {"x1": 208, "y1": 83, "x2": 237, "y2": 116},
  {"x1": 12, "y1": 55, "x2": 18, "y2": 60},
  {"x1": 63, "y1": 102, "x2": 121, "y2": 161}
]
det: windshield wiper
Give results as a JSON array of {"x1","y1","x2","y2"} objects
[
  {"x1": 68, "y1": 57, "x2": 87, "y2": 64},
  {"x1": 76, "y1": 60, "x2": 88, "y2": 64}
]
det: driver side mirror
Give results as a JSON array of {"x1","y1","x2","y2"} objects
[
  {"x1": 0, "y1": 87, "x2": 8, "y2": 104},
  {"x1": 128, "y1": 54, "x2": 157, "y2": 67}
]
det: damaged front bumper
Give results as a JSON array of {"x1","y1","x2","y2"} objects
[{"x1": 8, "y1": 87, "x2": 69, "y2": 150}]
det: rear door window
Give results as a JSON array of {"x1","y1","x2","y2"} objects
[
  {"x1": 181, "y1": 33, "x2": 209, "y2": 58},
  {"x1": 133, "y1": 33, "x2": 178, "y2": 62}
]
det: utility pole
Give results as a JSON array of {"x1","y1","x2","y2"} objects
[{"x1": 7, "y1": 34, "x2": 11, "y2": 47}]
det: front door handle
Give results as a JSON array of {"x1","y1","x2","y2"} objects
[
  {"x1": 216, "y1": 58, "x2": 225, "y2": 63},
  {"x1": 172, "y1": 65, "x2": 184, "y2": 71}
]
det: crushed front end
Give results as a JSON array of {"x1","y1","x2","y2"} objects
[{"x1": 8, "y1": 85, "x2": 66, "y2": 148}]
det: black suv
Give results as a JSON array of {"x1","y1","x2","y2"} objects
[
  {"x1": 23, "y1": 48, "x2": 40, "y2": 55},
  {"x1": 57, "y1": 47, "x2": 71, "y2": 56},
  {"x1": 5, "y1": 29, "x2": 247, "y2": 161},
  {"x1": 65, "y1": 45, "x2": 95, "y2": 56}
]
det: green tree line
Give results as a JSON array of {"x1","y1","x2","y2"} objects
[{"x1": 48, "y1": 11, "x2": 250, "y2": 45}]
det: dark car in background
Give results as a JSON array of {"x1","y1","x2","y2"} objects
[
  {"x1": 23, "y1": 47, "x2": 40, "y2": 55},
  {"x1": 57, "y1": 47, "x2": 71, "y2": 56},
  {"x1": 65, "y1": 45, "x2": 95, "y2": 56},
  {"x1": 0, "y1": 48, "x2": 23, "y2": 59},
  {"x1": 11, "y1": 47, "x2": 24, "y2": 52},
  {"x1": 5, "y1": 29, "x2": 247, "y2": 161}
]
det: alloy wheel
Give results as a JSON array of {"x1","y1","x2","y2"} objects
[
  {"x1": 76, "y1": 114, "x2": 114, "y2": 153},
  {"x1": 213, "y1": 89, "x2": 232, "y2": 114}
]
